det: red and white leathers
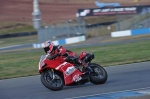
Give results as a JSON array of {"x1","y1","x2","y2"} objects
[
  {"x1": 43, "y1": 40, "x2": 81, "y2": 66},
  {"x1": 47, "y1": 45, "x2": 78, "y2": 61}
]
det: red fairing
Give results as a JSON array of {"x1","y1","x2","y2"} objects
[
  {"x1": 38, "y1": 56, "x2": 65, "y2": 73},
  {"x1": 58, "y1": 63, "x2": 83, "y2": 85},
  {"x1": 39, "y1": 56, "x2": 83, "y2": 85}
]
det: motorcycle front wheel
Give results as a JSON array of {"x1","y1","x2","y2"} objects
[
  {"x1": 89, "y1": 63, "x2": 108, "y2": 84},
  {"x1": 41, "y1": 71, "x2": 64, "y2": 91}
]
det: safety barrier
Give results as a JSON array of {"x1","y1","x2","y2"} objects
[
  {"x1": 111, "y1": 28, "x2": 150, "y2": 37},
  {"x1": 33, "y1": 35, "x2": 86, "y2": 48}
]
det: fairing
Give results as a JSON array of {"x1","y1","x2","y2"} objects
[{"x1": 38, "y1": 55, "x2": 83, "y2": 85}]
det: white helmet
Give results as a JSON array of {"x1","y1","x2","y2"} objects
[{"x1": 43, "y1": 40, "x2": 54, "y2": 53}]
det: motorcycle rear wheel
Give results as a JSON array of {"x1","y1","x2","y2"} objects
[
  {"x1": 89, "y1": 63, "x2": 108, "y2": 84},
  {"x1": 41, "y1": 71, "x2": 64, "y2": 91}
]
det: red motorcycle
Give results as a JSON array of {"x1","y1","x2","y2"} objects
[{"x1": 38, "y1": 51, "x2": 108, "y2": 91}]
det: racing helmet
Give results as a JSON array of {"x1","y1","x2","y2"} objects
[{"x1": 43, "y1": 40, "x2": 54, "y2": 53}]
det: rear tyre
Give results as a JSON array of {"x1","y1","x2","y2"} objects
[
  {"x1": 41, "y1": 71, "x2": 64, "y2": 91},
  {"x1": 89, "y1": 63, "x2": 108, "y2": 84}
]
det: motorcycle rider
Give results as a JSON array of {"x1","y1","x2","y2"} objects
[{"x1": 43, "y1": 40, "x2": 81, "y2": 65}]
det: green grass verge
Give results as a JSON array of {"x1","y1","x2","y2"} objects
[
  {"x1": 0, "y1": 35, "x2": 38, "y2": 47},
  {"x1": 0, "y1": 23, "x2": 35, "y2": 35},
  {"x1": 0, "y1": 40, "x2": 150, "y2": 79}
]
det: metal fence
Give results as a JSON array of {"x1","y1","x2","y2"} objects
[
  {"x1": 37, "y1": 17, "x2": 86, "y2": 43},
  {"x1": 86, "y1": 11, "x2": 150, "y2": 37},
  {"x1": 116, "y1": 12, "x2": 150, "y2": 31}
]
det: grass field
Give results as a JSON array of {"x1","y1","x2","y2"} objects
[
  {"x1": 0, "y1": 35, "x2": 38, "y2": 47},
  {"x1": 0, "y1": 24, "x2": 35, "y2": 35},
  {"x1": 0, "y1": 39, "x2": 150, "y2": 80}
]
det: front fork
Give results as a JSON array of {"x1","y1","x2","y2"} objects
[{"x1": 47, "y1": 69, "x2": 55, "y2": 80}]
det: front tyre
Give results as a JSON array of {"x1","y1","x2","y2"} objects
[
  {"x1": 89, "y1": 63, "x2": 108, "y2": 84},
  {"x1": 41, "y1": 71, "x2": 64, "y2": 91}
]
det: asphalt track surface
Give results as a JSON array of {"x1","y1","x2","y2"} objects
[
  {"x1": 0, "y1": 62, "x2": 150, "y2": 99},
  {"x1": 0, "y1": 44, "x2": 32, "y2": 52}
]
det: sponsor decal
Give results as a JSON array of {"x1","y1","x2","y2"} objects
[
  {"x1": 73, "y1": 74, "x2": 82, "y2": 82},
  {"x1": 65, "y1": 66, "x2": 76, "y2": 75}
]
